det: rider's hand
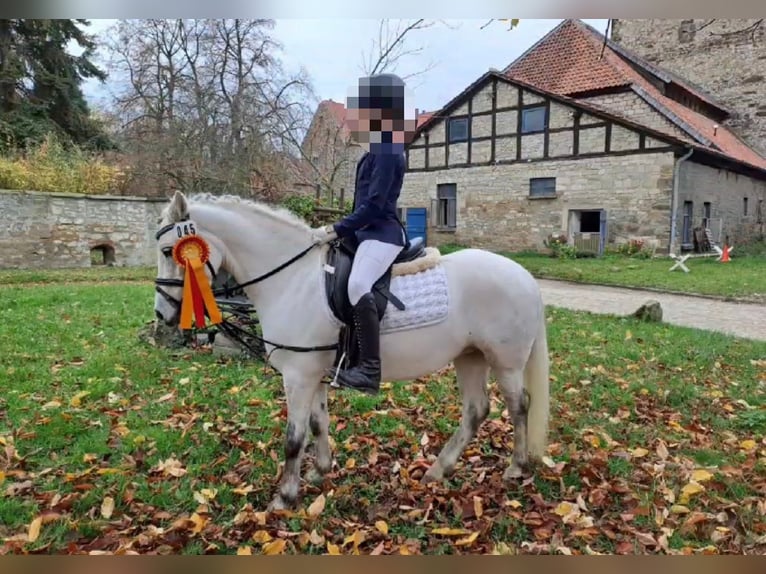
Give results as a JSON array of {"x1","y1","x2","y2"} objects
[{"x1": 311, "y1": 224, "x2": 337, "y2": 245}]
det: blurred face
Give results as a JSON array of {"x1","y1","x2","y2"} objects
[{"x1": 346, "y1": 106, "x2": 417, "y2": 147}]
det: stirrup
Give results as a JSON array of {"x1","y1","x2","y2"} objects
[{"x1": 330, "y1": 351, "x2": 346, "y2": 388}]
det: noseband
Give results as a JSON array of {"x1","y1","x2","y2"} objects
[{"x1": 153, "y1": 218, "x2": 338, "y2": 355}]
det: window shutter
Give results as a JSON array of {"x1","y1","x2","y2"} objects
[
  {"x1": 430, "y1": 198, "x2": 440, "y2": 226},
  {"x1": 447, "y1": 199, "x2": 457, "y2": 228}
]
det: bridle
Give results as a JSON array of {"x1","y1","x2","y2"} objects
[{"x1": 153, "y1": 219, "x2": 339, "y2": 355}]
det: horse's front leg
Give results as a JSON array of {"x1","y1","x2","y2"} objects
[
  {"x1": 269, "y1": 371, "x2": 317, "y2": 511},
  {"x1": 307, "y1": 382, "x2": 333, "y2": 483}
]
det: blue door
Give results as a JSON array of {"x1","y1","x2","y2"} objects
[{"x1": 405, "y1": 207, "x2": 428, "y2": 245}]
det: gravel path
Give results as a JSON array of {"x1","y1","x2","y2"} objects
[{"x1": 538, "y1": 279, "x2": 766, "y2": 342}]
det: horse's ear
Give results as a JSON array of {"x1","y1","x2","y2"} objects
[{"x1": 168, "y1": 190, "x2": 189, "y2": 222}]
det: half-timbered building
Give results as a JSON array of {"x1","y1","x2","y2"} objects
[{"x1": 399, "y1": 19, "x2": 766, "y2": 254}]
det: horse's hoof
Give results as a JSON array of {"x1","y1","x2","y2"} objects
[
  {"x1": 502, "y1": 465, "x2": 525, "y2": 482},
  {"x1": 267, "y1": 495, "x2": 289, "y2": 512},
  {"x1": 421, "y1": 467, "x2": 443, "y2": 485},
  {"x1": 306, "y1": 468, "x2": 327, "y2": 486}
]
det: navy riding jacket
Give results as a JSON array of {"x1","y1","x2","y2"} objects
[{"x1": 332, "y1": 142, "x2": 406, "y2": 247}]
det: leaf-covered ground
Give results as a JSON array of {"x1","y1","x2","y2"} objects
[{"x1": 0, "y1": 278, "x2": 765, "y2": 555}]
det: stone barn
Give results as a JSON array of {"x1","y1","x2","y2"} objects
[{"x1": 399, "y1": 19, "x2": 766, "y2": 255}]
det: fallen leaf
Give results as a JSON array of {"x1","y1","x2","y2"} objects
[
  {"x1": 740, "y1": 439, "x2": 756, "y2": 451},
  {"x1": 237, "y1": 547, "x2": 252, "y2": 555},
  {"x1": 69, "y1": 391, "x2": 90, "y2": 408},
  {"x1": 326, "y1": 542, "x2": 341, "y2": 555},
  {"x1": 262, "y1": 539, "x2": 287, "y2": 555},
  {"x1": 473, "y1": 496, "x2": 483, "y2": 519},
  {"x1": 309, "y1": 530, "x2": 325, "y2": 546},
  {"x1": 343, "y1": 530, "x2": 365, "y2": 550},
  {"x1": 307, "y1": 493, "x2": 326, "y2": 518},
  {"x1": 252, "y1": 530, "x2": 272, "y2": 544},
  {"x1": 100, "y1": 496, "x2": 115, "y2": 519},
  {"x1": 691, "y1": 469, "x2": 715, "y2": 483},
  {"x1": 431, "y1": 527, "x2": 469, "y2": 536},
  {"x1": 155, "y1": 457, "x2": 186, "y2": 478},
  {"x1": 455, "y1": 532, "x2": 480, "y2": 547},
  {"x1": 679, "y1": 481, "x2": 705, "y2": 505},
  {"x1": 189, "y1": 512, "x2": 207, "y2": 534},
  {"x1": 194, "y1": 488, "x2": 218, "y2": 504},
  {"x1": 28, "y1": 516, "x2": 42, "y2": 543},
  {"x1": 506, "y1": 499, "x2": 522, "y2": 509},
  {"x1": 553, "y1": 501, "x2": 576, "y2": 517},
  {"x1": 375, "y1": 520, "x2": 389, "y2": 535},
  {"x1": 630, "y1": 447, "x2": 649, "y2": 458}
]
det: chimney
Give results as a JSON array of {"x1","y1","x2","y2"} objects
[{"x1": 415, "y1": 108, "x2": 419, "y2": 120}]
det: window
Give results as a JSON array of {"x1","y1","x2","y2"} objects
[
  {"x1": 521, "y1": 106, "x2": 547, "y2": 133},
  {"x1": 433, "y1": 183, "x2": 457, "y2": 229},
  {"x1": 703, "y1": 202, "x2": 711, "y2": 227},
  {"x1": 529, "y1": 177, "x2": 556, "y2": 198},
  {"x1": 744, "y1": 197, "x2": 748, "y2": 216},
  {"x1": 448, "y1": 117, "x2": 469, "y2": 143}
]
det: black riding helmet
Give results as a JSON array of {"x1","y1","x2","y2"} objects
[{"x1": 348, "y1": 73, "x2": 406, "y2": 121}]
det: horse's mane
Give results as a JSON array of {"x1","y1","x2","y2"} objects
[{"x1": 184, "y1": 193, "x2": 312, "y2": 232}]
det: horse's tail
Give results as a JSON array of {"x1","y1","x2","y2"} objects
[{"x1": 524, "y1": 306, "x2": 550, "y2": 459}]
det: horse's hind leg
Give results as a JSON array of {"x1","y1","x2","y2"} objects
[
  {"x1": 422, "y1": 351, "x2": 490, "y2": 484},
  {"x1": 494, "y1": 367, "x2": 530, "y2": 481}
]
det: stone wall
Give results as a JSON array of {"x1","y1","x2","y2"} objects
[
  {"x1": 401, "y1": 152, "x2": 676, "y2": 252},
  {"x1": 611, "y1": 19, "x2": 766, "y2": 158},
  {"x1": 677, "y1": 160, "x2": 766, "y2": 246},
  {"x1": 0, "y1": 189, "x2": 167, "y2": 269}
]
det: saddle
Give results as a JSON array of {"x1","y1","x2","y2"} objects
[{"x1": 324, "y1": 235, "x2": 427, "y2": 369}]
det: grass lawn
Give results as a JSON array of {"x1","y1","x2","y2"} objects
[
  {"x1": 1, "y1": 271, "x2": 765, "y2": 555},
  {"x1": 440, "y1": 244, "x2": 766, "y2": 302}
]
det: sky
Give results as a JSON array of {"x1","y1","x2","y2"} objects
[{"x1": 80, "y1": 18, "x2": 609, "y2": 117}]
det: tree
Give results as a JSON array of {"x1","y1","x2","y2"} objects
[
  {"x1": 0, "y1": 19, "x2": 111, "y2": 151},
  {"x1": 101, "y1": 18, "x2": 314, "y2": 199}
]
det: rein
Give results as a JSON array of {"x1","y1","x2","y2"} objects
[{"x1": 153, "y1": 221, "x2": 339, "y2": 355}]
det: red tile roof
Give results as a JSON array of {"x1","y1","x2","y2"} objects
[
  {"x1": 317, "y1": 99, "x2": 432, "y2": 132},
  {"x1": 503, "y1": 20, "x2": 630, "y2": 95},
  {"x1": 503, "y1": 19, "x2": 766, "y2": 171}
]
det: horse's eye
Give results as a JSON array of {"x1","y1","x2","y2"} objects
[{"x1": 161, "y1": 247, "x2": 173, "y2": 257}]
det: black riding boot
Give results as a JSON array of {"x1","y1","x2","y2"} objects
[{"x1": 333, "y1": 292, "x2": 381, "y2": 395}]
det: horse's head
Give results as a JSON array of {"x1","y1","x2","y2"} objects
[{"x1": 153, "y1": 190, "x2": 225, "y2": 325}]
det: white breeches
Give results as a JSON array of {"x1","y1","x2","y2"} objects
[{"x1": 347, "y1": 239, "x2": 403, "y2": 305}]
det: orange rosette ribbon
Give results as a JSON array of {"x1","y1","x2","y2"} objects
[{"x1": 172, "y1": 235, "x2": 223, "y2": 330}]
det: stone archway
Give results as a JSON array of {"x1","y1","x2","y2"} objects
[{"x1": 90, "y1": 243, "x2": 116, "y2": 266}]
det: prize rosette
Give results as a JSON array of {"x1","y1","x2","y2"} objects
[{"x1": 172, "y1": 235, "x2": 222, "y2": 330}]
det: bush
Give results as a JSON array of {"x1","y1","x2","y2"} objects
[
  {"x1": 614, "y1": 238, "x2": 654, "y2": 259},
  {"x1": 281, "y1": 194, "x2": 316, "y2": 222},
  {"x1": 0, "y1": 134, "x2": 128, "y2": 195},
  {"x1": 544, "y1": 232, "x2": 578, "y2": 259}
]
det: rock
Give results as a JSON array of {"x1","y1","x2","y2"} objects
[{"x1": 632, "y1": 300, "x2": 663, "y2": 322}]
